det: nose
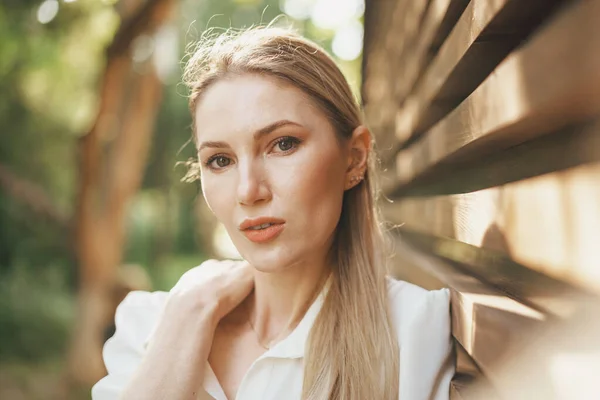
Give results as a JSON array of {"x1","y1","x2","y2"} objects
[{"x1": 236, "y1": 159, "x2": 271, "y2": 206}]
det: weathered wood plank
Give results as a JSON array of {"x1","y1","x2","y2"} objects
[
  {"x1": 395, "y1": 0, "x2": 600, "y2": 187},
  {"x1": 450, "y1": 377, "x2": 471, "y2": 400},
  {"x1": 390, "y1": 0, "x2": 430, "y2": 98},
  {"x1": 450, "y1": 373, "x2": 498, "y2": 400},
  {"x1": 430, "y1": 0, "x2": 471, "y2": 51},
  {"x1": 362, "y1": 0, "x2": 419, "y2": 161},
  {"x1": 392, "y1": 115, "x2": 600, "y2": 196},
  {"x1": 396, "y1": 228, "x2": 593, "y2": 318},
  {"x1": 467, "y1": 300, "x2": 600, "y2": 399},
  {"x1": 391, "y1": 0, "x2": 430, "y2": 71},
  {"x1": 455, "y1": 341, "x2": 481, "y2": 378},
  {"x1": 394, "y1": 0, "x2": 565, "y2": 144},
  {"x1": 389, "y1": 248, "x2": 447, "y2": 291},
  {"x1": 393, "y1": 235, "x2": 546, "y2": 384},
  {"x1": 388, "y1": 162, "x2": 600, "y2": 292},
  {"x1": 393, "y1": 0, "x2": 470, "y2": 103}
]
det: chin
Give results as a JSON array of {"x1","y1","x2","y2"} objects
[{"x1": 238, "y1": 244, "x2": 301, "y2": 273}]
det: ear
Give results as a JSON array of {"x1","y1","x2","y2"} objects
[{"x1": 344, "y1": 125, "x2": 371, "y2": 190}]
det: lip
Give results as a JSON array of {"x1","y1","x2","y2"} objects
[
  {"x1": 239, "y1": 217, "x2": 286, "y2": 244},
  {"x1": 239, "y1": 217, "x2": 286, "y2": 231}
]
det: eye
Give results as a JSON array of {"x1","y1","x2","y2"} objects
[
  {"x1": 271, "y1": 136, "x2": 300, "y2": 154},
  {"x1": 206, "y1": 155, "x2": 232, "y2": 170}
]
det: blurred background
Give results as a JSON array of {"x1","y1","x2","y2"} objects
[{"x1": 0, "y1": 0, "x2": 365, "y2": 398}]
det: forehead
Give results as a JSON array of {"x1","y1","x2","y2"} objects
[{"x1": 194, "y1": 74, "x2": 329, "y2": 141}]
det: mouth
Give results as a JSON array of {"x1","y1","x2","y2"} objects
[
  {"x1": 239, "y1": 217, "x2": 286, "y2": 243},
  {"x1": 247, "y1": 222, "x2": 278, "y2": 230}
]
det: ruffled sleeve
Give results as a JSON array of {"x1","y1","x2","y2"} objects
[
  {"x1": 91, "y1": 290, "x2": 168, "y2": 400},
  {"x1": 387, "y1": 278, "x2": 455, "y2": 400}
]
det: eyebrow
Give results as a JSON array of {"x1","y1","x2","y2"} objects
[{"x1": 197, "y1": 120, "x2": 303, "y2": 152}]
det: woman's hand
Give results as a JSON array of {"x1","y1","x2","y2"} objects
[
  {"x1": 167, "y1": 259, "x2": 255, "y2": 324},
  {"x1": 121, "y1": 259, "x2": 254, "y2": 400}
]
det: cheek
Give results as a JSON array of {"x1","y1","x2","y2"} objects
[
  {"x1": 301, "y1": 159, "x2": 344, "y2": 200},
  {"x1": 279, "y1": 147, "x2": 346, "y2": 228},
  {"x1": 201, "y1": 174, "x2": 234, "y2": 220}
]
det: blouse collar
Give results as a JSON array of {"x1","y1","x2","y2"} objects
[
  {"x1": 262, "y1": 272, "x2": 333, "y2": 359},
  {"x1": 203, "y1": 273, "x2": 333, "y2": 399}
]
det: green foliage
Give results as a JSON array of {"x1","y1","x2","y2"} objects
[
  {"x1": 0, "y1": 0, "x2": 118, "y2": 274},
  {"x1": 0, "y1": 264, "x2": 75, "y2": 362}
]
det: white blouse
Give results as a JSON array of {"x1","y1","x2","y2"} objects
[{"x1": 92, "y1": 277, "x2": 454, "y2": 400}]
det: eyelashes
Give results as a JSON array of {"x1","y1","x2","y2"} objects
[
  {"x1": 205, "y1": 155, "x2": 231, "y2": 169},
  {"x1": 271, "y1": 136, "x2": 301, "y2": 153},
  {"x1": 204, "y1": 136, "x2": 302, "y2": 171}
]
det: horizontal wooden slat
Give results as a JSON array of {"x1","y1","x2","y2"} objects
[
  {"x1": 454, "y1": 340, "x2": 498, "y2": 399},
  {"x1": 395, "y1": 0, "x2": 600, "y2": 188},
  {"x1": 396, "y1": 228, "x2": 593, "y2": 318},
  {"x1": 389, "y1": 248, "x2": 447, "y2": 291},
  {"x1": 394, "y1": 0, "x2": 565, "y2": 145},
  {"x1": 455, "y1": 341, "x2": 482, "y2": 378},
  {"x1": 467, "y1": 300, "x2": 600, "y2": 399},
  {"x1": 392, "y1": 115, "x2": 600, "y2": 197},
  {"x1": 450, "y1": 376, "x2": 472, "y2": 400},
  {"x1": 387, "y1": 0, "x2": 430, "y2": 105},
  {"x1": 361, "y1": 0, "x2": 419, "y2": 159},
  {"x1": 392, "y1": 0, "x2": 430, "y2": 66},
  {"x1": 393, "y1": 0, "x2": 469, "y2": 103},
  {"x1": 393, "y1": 235, "x2": 546, "y2": 383},
  {"x1": 388, "y1": 162, "x2": 600, "y2": 292},
  {"x1": 430, "y1": 0, "x2": 471, "y2": 52},
  {"x1": 450, "y1": 373, "x2": 498, "y2": 400},
  {"x1": 453, "y1": 314, "x2": 499, "y2": 399}
]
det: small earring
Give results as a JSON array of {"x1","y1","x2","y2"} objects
[{"x1": 350, "y1": 175, "x2": 363, "y2": 184}]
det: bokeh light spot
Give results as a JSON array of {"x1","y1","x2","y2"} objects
[
  {"x1": 37, "y1": 0, "x2": 59, "y2": 24},
  {"x1": 332, "y1": 19, "x2": 363, "y2": 61}
]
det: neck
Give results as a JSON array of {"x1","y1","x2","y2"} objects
[{"x1": 245, "y1": 258, "x2": 332, "y2": 347}]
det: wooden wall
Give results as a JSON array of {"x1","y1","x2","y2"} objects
[{"x1": 362, "y1": 0, "x2": 600, "y2": 397}]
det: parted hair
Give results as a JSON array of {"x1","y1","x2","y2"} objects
[{"x1": 183, "y1": 25, "x2": 399, "y2": 400}]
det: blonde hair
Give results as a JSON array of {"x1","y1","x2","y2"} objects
[{"x1": 183, "y1": 26, "x2": 399, "y2": 400}]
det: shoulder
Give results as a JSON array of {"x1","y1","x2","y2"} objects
[
  {"x1": 386, "y1": 276, "x2": 450, "y2": 328},
  {"x1": 110, "y1": 290, "x2": 169, "y2": 349},
  {"x1": 386, "y1": 277, "x2": 454, "y2": 400},
  {"x1": 92, "y1": 290, "x2": 168, "y2": 399}
]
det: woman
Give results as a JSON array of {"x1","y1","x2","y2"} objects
[{"x1": 92, "y1": 27, "x2": 454, "y2": 400}]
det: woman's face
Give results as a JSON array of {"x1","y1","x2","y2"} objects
[{"x1": 195, "y1": 74, "x2": 351, "y2": 271}]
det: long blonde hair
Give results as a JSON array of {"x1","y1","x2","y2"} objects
[{"x1": 183, "y1": 26, "x2": 399, "y2": 400}]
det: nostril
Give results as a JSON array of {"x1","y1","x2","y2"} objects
[{"x1": 236, "y1": 173, "x2": 272, "y2": 206}]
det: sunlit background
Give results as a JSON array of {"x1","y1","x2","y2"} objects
[{"x1": 0, "y1": 0, "x2": 363, "y2": 398}]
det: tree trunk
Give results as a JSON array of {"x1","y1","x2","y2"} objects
[{"x1": 67, "y1": 0, "x2": 177, "y2": 385}]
